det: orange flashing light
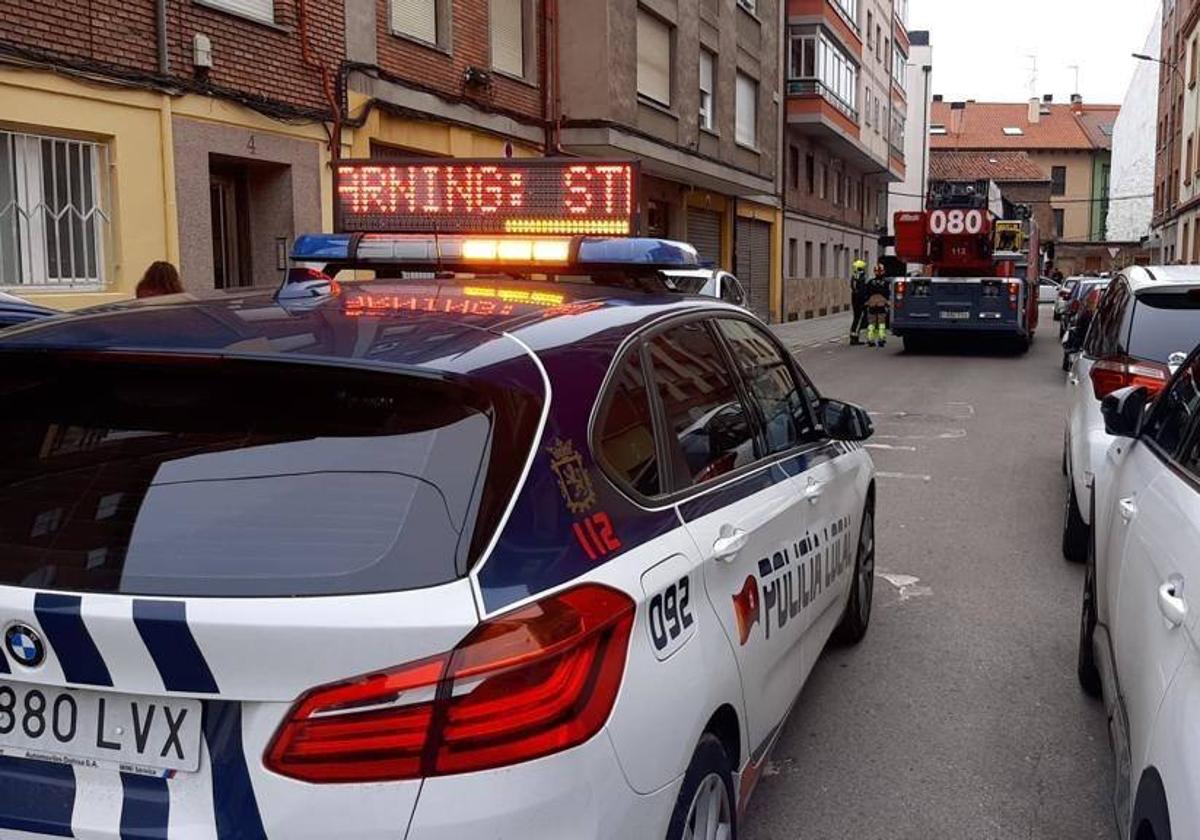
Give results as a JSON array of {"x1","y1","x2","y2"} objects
[{"x1": 461, "y1": 238, "x2": 572, "y2": 264}]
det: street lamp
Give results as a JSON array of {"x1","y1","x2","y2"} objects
[{"x1": 1133, "y1": 52, "x2": 1184, "y2": 262}]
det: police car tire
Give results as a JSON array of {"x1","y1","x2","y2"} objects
[
  {"x1": 833, "y1": 497, "x2": 874, "y2": 645},
  {"x1": 1077, "y1": 536, "x2": 1102, "y2": 699},
  {"x1": 665, "y1": 734, "x2": 737, "y2": 840},
  {"x1": 1062, "y1": 485, "x2": 1088, "y2": 564}
]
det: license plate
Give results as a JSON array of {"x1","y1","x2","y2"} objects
[
  {"x1": 940, "y1": 311, "x2": 970, "y2": 320},
  {"x1": 0, "y1": 681, "x2": 202, "y2": 774}
]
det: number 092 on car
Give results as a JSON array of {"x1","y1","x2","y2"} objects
[{"x1": 0, "y1": 680, "x2": 201, "y2": 774}]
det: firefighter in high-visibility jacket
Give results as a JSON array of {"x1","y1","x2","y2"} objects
[
  {"x1": 864, "y1": 263, "x2": 891, "y2": 348},
  {"x1": 849, "y1": 260, "x2": 868, "y2": 345}
]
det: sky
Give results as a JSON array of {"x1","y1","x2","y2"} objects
[{"x1": 908, "y1": 0, "x2": 1160, "y2": 105}]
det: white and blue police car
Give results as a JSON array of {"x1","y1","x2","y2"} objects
[{"x1": 0, "y1": 159, "x2": 877, "y2": 840}]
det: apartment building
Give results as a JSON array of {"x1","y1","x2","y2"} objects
[
  {"x1": 0, "y1": 0, "x2": 341, "y2": 308},
  {"x1": 781, "y1": 0, "x2": 908, "y2": 321},
  {"x1": 1164, "y1": 0, "x2": 1200, "y2": 263},
  {"x1": 887, "y1": 29, "x2": 931, "y2": 239},
  {"x1": 1152, "y1": 0, "x2": 1187, "y2": 261},
  {"x1": 556, "y1": 0, "x2": 783, "y2": 321},
  {"x1": 930, "y1": 96, "x2": 1118, "y2": 245}
]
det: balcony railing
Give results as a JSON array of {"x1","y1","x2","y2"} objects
[{"x1": 786, "y1": 79, "x2": 859, "y2": 124}]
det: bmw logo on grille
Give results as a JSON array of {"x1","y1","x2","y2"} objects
[{"x1": 5, "y1": 624, "x2": 45, "y2": 668}]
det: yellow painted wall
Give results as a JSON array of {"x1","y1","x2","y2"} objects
[
  {"x1": 346, "y1": 93, "x2": 541, "y2": 160},
  {"x1": 2, "y1": 69, "x2": 332, "y2": 311},
  {"x1": 1028, "y1": 150, "x2": 1095, "y2": 243}
]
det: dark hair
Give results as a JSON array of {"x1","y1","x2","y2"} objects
[{"x1": 136, "y1": 262, "x2": 183, "y2": 298}]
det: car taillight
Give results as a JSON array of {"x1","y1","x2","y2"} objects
[
  {"x1": 265, "y1": 584, "x2": 635, "y2": 783},
  {"x1": 1090, "y1": 356, "x2": 1170, "y2": 400},
  {"x1": 894, "y1": 280, "x2": 906, "y2": 309},
  {"x1": 1008, "y1": 282, "x2": 1020, "y2": 310}
]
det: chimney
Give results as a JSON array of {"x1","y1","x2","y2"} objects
[
  {"x1": 950, "y1": 101, "x2": 966, "y2": 136},
  {"x1": 1029, "y1": 97, "x2": 1040, "y2": 124},
  {"x1": 1043, "y1": 94, "x2": 1054, "y2": 103},
  {"x1": 1070, "y1": 93, "x2": 1084, "y2": 113},
  {"x1": 932, "y1": 94, "x2": 943, "y2": 102}
]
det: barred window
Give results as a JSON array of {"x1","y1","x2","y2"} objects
[{"x1": 0, "y1": 131, "x2": 110, "y2": 288}]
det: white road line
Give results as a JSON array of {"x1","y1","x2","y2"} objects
[
  {"x1": 875, "y1": 429, "x2": 966, "y2": 441},
  {"x1": 865, "y1": 443, "x2": 918, "y2": 452},
  {"x1": 877, "y1": 471, "x2": 932, "y2": 482}
]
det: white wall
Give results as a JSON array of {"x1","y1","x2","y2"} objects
[
  {"x1": 1108, "y1": 8, "x2": 1160, "y2": 242},
  {"x1": 888, "y1": 36, "x2": 932, "y2": 234}
]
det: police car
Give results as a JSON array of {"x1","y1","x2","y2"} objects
[{"x1": 0, "y1": 158, "x2": 877, "y2": 839}]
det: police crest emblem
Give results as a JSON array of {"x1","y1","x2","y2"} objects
[{"x1": 546, "y1": 438, "x2": 597, "y2": 514}]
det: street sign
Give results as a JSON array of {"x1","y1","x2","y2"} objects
[{"x1": 1108, "y1": 246, "x2": 1121, "y2": 258}]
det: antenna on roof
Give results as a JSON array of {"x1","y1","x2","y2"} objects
[{"x1": 1026, "y1": 54, "x2": 1038, "y2": 99}]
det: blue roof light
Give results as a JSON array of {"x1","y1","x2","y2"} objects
[
  {"x1": 575, "y1": 238, "x2": 699, "y2": 268},
  {"x1": 292, "y1": 234, "x2": 353, "y2": 261}
]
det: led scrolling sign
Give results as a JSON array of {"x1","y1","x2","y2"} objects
[{"x1": 335, "y1": 159, "x2": 640, "y2": 236}]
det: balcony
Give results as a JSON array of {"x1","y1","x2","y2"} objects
[{"x1": 787, "y1": 79, "x2": 858, "y2": 124}]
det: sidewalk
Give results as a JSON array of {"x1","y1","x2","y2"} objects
[{"x1": 770, "y1": 311, "x2": 853, "y2": 353}]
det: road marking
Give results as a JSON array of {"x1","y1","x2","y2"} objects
[
  {"x1": 877, "y1": 572, "x2": 932, "y2": 601},
  {"x1": 865, "y1": 443, "x2": 918, "y2": 452},
  {"x1": 875, "y1": 429, "x2": 966, "y2": 441},
  {"x1": 876, "y1": 471, "x2": 932, "y2": 482}
]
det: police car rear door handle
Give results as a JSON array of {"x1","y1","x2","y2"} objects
[{"x1": 712, "y1": 527, "x2": 749, "y2": 563}]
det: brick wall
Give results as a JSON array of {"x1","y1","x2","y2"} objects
[
  {"x1": 0, "y1": 0, "x2": 343, "y2": 115},
  {"x1": 374, "y1": 0, "x2": 544, "y2": 124},
  {"x1": 783, "y1": 133, "x2": 886, "y2": 232}
]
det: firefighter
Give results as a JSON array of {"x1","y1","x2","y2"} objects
[
  {"x1": 849, "y1": 259, "x2": 868, "y2": 345},
  {"x1": 865, "y1": 262, "x2": 891, "y2": 348}
]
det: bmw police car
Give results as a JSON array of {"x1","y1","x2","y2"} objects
[{"x1": 0, "y1": 158, "x2": 877, "y2": 839}]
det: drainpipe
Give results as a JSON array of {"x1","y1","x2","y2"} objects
[
  {"x1": 542, "y1": 0, "x2": 563, "y2": 154},
  {"x1": 155, "y1": 0, "x2": 169, "y2": 75},
  {"x1": 920, "y1": 63, "x2": 931, "y2": 203}
]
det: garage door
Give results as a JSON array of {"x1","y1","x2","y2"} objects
[
  {"x1": 687, "y1": 208, "x2": 722, "y2": 268},
  {"x1": 736, "y1": 218, "x2": 772, "y2": 322}
]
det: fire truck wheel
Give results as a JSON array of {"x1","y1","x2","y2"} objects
[
  {"x1": 1062, "y1": 484, "x2": 1089, "y2": 564},
  {"x1": 902, "y1": 335, "x2": 927, "y2": 353}
]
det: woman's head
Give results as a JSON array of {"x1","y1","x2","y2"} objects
[{"x1": 136, "y1": 262, "x2": 183, "y2": 299}]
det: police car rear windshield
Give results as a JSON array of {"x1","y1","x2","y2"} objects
[{"x1": 0, "y1": 354, "x2": 541, "y2": 597}]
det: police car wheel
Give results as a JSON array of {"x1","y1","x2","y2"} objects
[
  {"x1": 1062, "y1": 485, "x2": 1088, "y2": 564},
  {"x1": 833, "y1": 496, "x2": 875, "y2": 645},
  {"x1": 666, "y1": 734, "x2": 736, "y2": 840}
]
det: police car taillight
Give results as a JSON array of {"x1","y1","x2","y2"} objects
[{"x1": 265, "y1": 584, "x2": 634, "y2": 783}]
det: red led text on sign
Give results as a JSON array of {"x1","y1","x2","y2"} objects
[{"x1": 335, "y1": 160, "x2": 636, "y2": 235}]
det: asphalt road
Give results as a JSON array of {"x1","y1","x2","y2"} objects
[{"x1": 744, "y1": 311, "x2": 1116, "y2": 840}]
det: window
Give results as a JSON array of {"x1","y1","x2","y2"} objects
[
  {"x1": 1191, "y1": 38, "x2": 1198, "y2": 87},
  {"x1": 392, "y1": 0, "x2": 438, "y2": 43},
  {"x1": 788, "y1": 238, "x2": 798, "y2": 277},
  {"x1": 1053, "y1": 209, "x2": 1065, "y2": 237},
  {"x1": 490, "y1": 0, "x2": 526, "y2": 77},
  {"x1": 892, "y1": 44, "x2": 907, "y2": 86},
  {"x1": 0, "y1": 130, "x2": 109, "y2": 288},
  {"x1": 788, "y1": 145, "x2": 800, "y2": 189},
  {"x1": 1145, "y1": 353, "x2": 1200, "y2": 459},
  {"x1": 717, "y1": 319, "x2": 816, "y2": 453},
  {"x1": 735, "y1": 72, "x2": 758, "y2": 148},
  {"x1": 1002, "y1": 126, "x2": 1024, "y2": 136},
  {"x1": 818, "y1": 164, "x2": 827, "y2": 199},
  {"x1": 865, "y1": 88, "x2": 873, "y2": 126},
  {"x1": 806, "y1": 153, "x2": 815, "y2": 194},
  {"x1": 1128, "y1": 291, "x2": 1200, "y2": 365},
  {"x1": 930, "y1": 123, "x2": 947, "y2": 135},
  {"x1": 203, "y1": 0, "x2": 274, "y2": 23},
  {"x1": 596, "y1": 349, "x2": 661, "y2": 497},
  {"x1": 637, "y1": 10, "x2": 672, "y2": 106},
  {"x1": 647, "y1": 321, "x2": 757, "y2": 487},
  {"x1": 788, "y1": 28, "x2": 859, "y2": 116},
  {"x1": 867, "y1": 12, "x2": 874, "y2": 48},
  {"x1": 830, "y1": 0, "x2": 857, "y2": 23},
  {"x1": 1190, "y1": 137, "x2": 1196, "y2": 185},
  {"x1": 819, "y1": 242, "x2": 827, "y2": 275},
  {"x1": 805, "y1": 241, "x2": 813, "y2": 275},
  {"x1": 699, "y1": 50, "x2": 716, "y2": 131},
  {"x1": 834, "y1": 171, "x2": 844, "y2": 206},
  {"x1": 721, "y1": 277, "x2": 746, "y2": 306},
  {"x1": 1051, "y1": 166, "x2": 1067, "y2": 196}
]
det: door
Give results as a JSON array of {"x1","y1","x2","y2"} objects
[
  {"x1": 1108, "y1": 353, "x2": 1200, "y2": 770},
  {"x1": 209, "y1": 170, "x2": 251, "y2": 290},
  {"x1": 642, "y1": 319, "x2": 809, "y2": 759},
  {"x1": 736, "y1": 218, "x2": 772, "y2": 322},
  {"x1": 687, "y1": 208, "x2": 722, "y2": 269}
]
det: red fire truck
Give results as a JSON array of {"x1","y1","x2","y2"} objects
[{"x1": 889, "y1": 189, "x2": 1042, "y2": 352}]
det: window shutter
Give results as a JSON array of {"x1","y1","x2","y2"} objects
[
  {"x1": 699, "y1": 51, "x2": 714, "y2": 95},
  {"x1": 491, "y1": 0, "x2": 525, "y2": 76},
  {"x1": 736, "y1": 73, "x2": 757, "y2": 147},
  {"x1": 392, "y1": 0, "x2": 437, "y2": 43},
  {"x1": 637, "y1": 11, "x2": 671, "y2": 106},
  {"x1": 205, "y1": 0, "x2": 274, "y2": 23}
]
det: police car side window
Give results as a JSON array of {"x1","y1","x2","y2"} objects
[
  {"x1": 595, "y1": 346, "x2": 662, "y2": 498},
  {"x1": 716, "y1": 318, "x2": 817, "y2": 453},
  {"x1": 646, "y1": 321, "x2": 759, "y2": 488},
  {"x1": 1145, "y1": 356, "x2": 1200, "y2": 460}
]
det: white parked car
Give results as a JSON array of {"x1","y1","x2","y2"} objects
[
  {"x1": 1062, "y1": 266, "x2": 1200, "y2": 563},
  {"x1": 662, "y1": 268, "x2": 749, "y2": 308},
  {"x1": 1078, "y1": 347, "x2": 1200, "y2": 840},
  {"x1": 1038, "y1": 276, "x2": 1061, "y2": 306}
]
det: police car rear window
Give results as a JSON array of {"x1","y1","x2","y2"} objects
[{"x1": 0, "y1": 354, "x2": 538, "y2": 597}]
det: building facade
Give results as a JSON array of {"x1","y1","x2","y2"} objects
[
  {"x1": 780, "y1": 0, "x2": 908, "y2": 321},
  {"x1": 1164, "y1": 0, "x2": 1200, "y2": 263},
  {"x1": 930, "y1": 97, "x2": 1118, "y2": 251},
  {"x1": 887, "y1": 29, "x2": 930, "y2": 238},
  {"x1": 0, "y1": 0, "x2": 341, "y2": 309},
  {"x1": 554, "y1": 0, "x2": 782, "y2": 321},
  {"x1": 1152, "y1": 0, "x2": 1186, "y2": 262},
  {"x1": 1109, "y1": 7, "x2": 1160, "y2": 244}
]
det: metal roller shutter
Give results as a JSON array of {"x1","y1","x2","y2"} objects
[
  {"x1": 687, "y1": 209, "x2": 722, "y2": 269},
  {"x1": 736, "y1": 218, "x2": 772, "y2": 322}
]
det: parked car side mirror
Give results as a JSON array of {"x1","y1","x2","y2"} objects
[
  {"x1": 1062, "y1": 324, "x2": 1086, "y2": 353},
  {"x1": 822, "y1": 399, "x2": 874, "y2": 442},
  {"x1": 1100, "y1": 386, "x2": 1151, "y2": 438}
]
